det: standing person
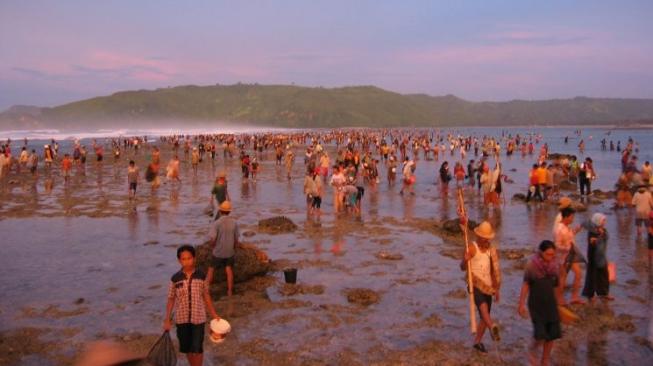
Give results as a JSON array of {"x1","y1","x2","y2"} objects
[
  {"x1": 578, "y1": 157, "x2": 594, "y2": 196},
  {"x1": 210, "y1": 172, "x2": 230, "y2": 220},
  {"x1": 400, "y1": 157, "x2": 416, "y2": 195},
  {"x1": 250, "y1": 156, "x2": 259, "y2": 181},
  {"x1": 460, "y1": 221, "x2": 502, "y2": 353},
  {"x1": 303, "y1": 168, "x2": 318, "y2": 214},
  {"x1": 387, "y1": 155, "x2": 397, "y2": 185},
  {"x1": 330, "y1": 164, "x2": 346, "y2": 213},
  {"x1": 518, "y1": 240, "x2": 562, "y2": 366},
  {"x1": 467, "y1": 159, "x2": 476, "y2": 190},
  {"x1": 166, "y1": 155, "x2": 181, "y2": 183},
  {"x1": 44, "y1": 145, "x2": 53, "y2": 169},
  {"x1": 29, "y1": 149, "x2": 38, "y2": 176},
  {"x1": 284, "y1": 147, "x2": 294, "y2": 180},
  {"x1": 62, "y1": 153, "x2": 73, "y2": 183},
  {"x1": 526, "y1": 164, "x2": 543, "y2": 202},
  {"x1": 438, "y1": 161, "x2": 451, "y2": 196},
  {"x1": 632, "y1": 185, "x2": 653, "y2": 237},
  {"x1": 454, "y1": 162, "x2": 466, "y2": 188},
  {"x1": 206, "y1": 201, "x2": 239, "y2": 297},
  {"x1": 163, "y1": 245, "x2": 220, "y2": 366},
  {"x1": 553, "y1": 207, "x2": 585, "y2": 305},
  {"x1": 127, "y1": 160, "x2": 139, "y2": 201},
  {"x1": 191, "y1": 148, "x2": 200, "y2": 176},
  {"x1": 581, "y1": 213, "x2": 613, "y2": 302},
  {"x1": 311, "y1": 169, "x2": 323, "y2": 215},
  {"x1": 536, "y1": 162, "x2": 548, "y2": 201}
]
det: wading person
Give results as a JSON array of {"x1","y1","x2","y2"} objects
[
  {"x1": 518, "y1": 240, "x2": 561, "y2": 366},
  {"x1": 631, "y1": 185, "x2": 653, "y2": 237},
  {"x1": 206, "y1": 201, "x2": 239, "y2": 297},
  {"x1": 211, "y1": 172, "x2": 230, "y2": 220},
  {"x1": 127, "y1": 160, "x2": 138, "y2": 201},
  {"x1": 553, "y1": 207, "x2": 585, "y2": 305},
  {"x1": 163, "y1": 245, "x2": 220, "y2": 366},
  {"x1": 460, "y1": 221, "x2": 502, "y2": 353},
  {"x1": 581, "y1": 213, "x2": 613, "y2": 302}
]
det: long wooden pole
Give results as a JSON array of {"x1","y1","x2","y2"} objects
[{"x1": 457, "y1": 187, "x2": 477, "y2": 334}]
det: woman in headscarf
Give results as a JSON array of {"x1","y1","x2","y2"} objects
[
  {"x1": 518, "y1": 240, "x2": 561, "y2": 366},
  {"x1": 581, "y1": 213, "x2": 613, "y2": 302}
]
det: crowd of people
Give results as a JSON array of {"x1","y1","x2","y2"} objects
[{"x1": 2, "y1": 129, "x2": 652, "y2": 366}]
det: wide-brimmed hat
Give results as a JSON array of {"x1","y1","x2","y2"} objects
[
  {"x1": 474, "y1": 221, "x2": 495, "y2": 240},
  {"x1": 558, "y1": 197, "x2": 572, "y2": 209},
  {"x1": 219, "y1": 201, "x2": 232, "y2": 212}
]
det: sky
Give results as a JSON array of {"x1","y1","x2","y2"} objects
[{"x1": 1, "y1": 0, "x2": 652, "y2": 110}]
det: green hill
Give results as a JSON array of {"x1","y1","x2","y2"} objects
[{"x1": 2, "y1": 84, "x2": 653, "y2": 130}]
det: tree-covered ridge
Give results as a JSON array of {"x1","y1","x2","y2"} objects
[{"x1": 3, "y1": 84, "x2": 653, "y2": 130}]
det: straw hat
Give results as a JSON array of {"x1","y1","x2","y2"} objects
[
  {"x1": 558, "y1": 197, "x2": 572, "y2": 209},
  {"x1": 217, "y1": 171, "x2": 226, "y2": 179},
  {"x1": 473, "y1": 221, "x2": 495, "y2": 240},
  {"x1": 219, "y1": 201, "x2": 232, "y2": 212}
]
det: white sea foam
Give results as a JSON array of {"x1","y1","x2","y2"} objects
[{"x1": 0, "y1": 126, "x2": 293, "y2": 140}]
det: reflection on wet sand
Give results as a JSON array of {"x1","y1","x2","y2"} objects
[{"x1": 0, "y1": 127, "x2": 652, "y2": 365}]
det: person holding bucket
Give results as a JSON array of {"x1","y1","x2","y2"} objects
[
  {"x1": 206, "y1": 201, "x2": 239, "y2": 297},
  {"x1": 460, "y1": 221, "x2": 502, "y2": 353},
  {"x1": 164, "y1": 245, "x2": 221, "y2": 366}
]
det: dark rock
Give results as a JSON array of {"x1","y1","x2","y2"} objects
[
  {"x1": 242, "y1": 230, "x2": 256, "y2": 237},
  {"x1": 592, "y1": 189, "x2": 615, "y2": 199},
  {"x1": 440, "y1": 218, "x2": 479, "y2": 236},
  {"x1": 512, "y1": 193, "x2": 527, "y2": 202},
  {"x1": 446, "y1": 288, "x2": 467, "y2": 299},
  {"x1": 503, "y1": 248, "x2": 533, "y2": 260},
  {"x1": 548, "y1": 153, "x2": 574, "y2": 160},
  {"x1": 258, "y1": 216, "x2": 297, "y2": 234},
  {"x1": 375, "y1": 251, "x2": 404, "y2": 260},
  {"x1": 559, "y1": 180, "x2": 577, "y2": 191},
  {"x1": 196, "y1": 242, "x2": 271, "y2": 284},
  {"x1": 344, "y1": 288, "x2": 380, "y2": 306},
  {"x1": 74, "y1": 298, "x2": 85, "y2": 305},
  {"x1": 278, "y1": 283, "x2": 325, "y2": 296}
]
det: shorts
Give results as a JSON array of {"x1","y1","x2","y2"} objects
[
  {"x1": 311, "y1": 196, "x2": 322, "y2": 209},
  {"x1": 211, "y1": 255, "x2": 235, "y2": 269},
  {"x1": 129, "y1": 182, "x2": 137, "y2": 191},
  {"x1": 473, "y1": 287, "x2": 493, "y2": 313},
  {"x1": 176, "y1": 323, "x2": 205, "y2": 354},
  {"x1": 635, "y1": 218, "x2": 649, "y2": 227},
  {"x1": 532, "y1": 320, "x2": 561, "y2": 341},
  {"x1": 649, "y1": 233, "x2": 653, "y2": 250}
]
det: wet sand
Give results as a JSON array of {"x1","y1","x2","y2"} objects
[{"x1": 1, "y1": 127, "x2": 652, "y2": 365}]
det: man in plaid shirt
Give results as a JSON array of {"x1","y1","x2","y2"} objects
[{"x1": 164, "y1": 245, "x2": 220, "y2": 366}]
